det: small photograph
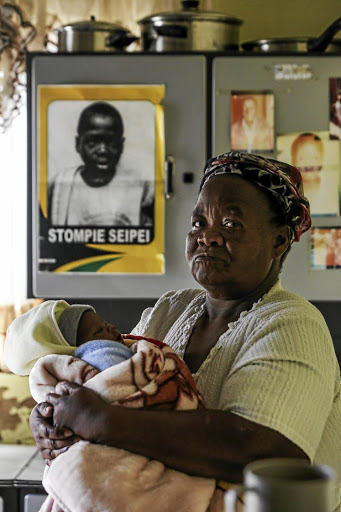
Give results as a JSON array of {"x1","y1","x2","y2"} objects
[
  {"x1": 310, "y1": 228, "x2": 341, "y2": 269},
  {"x1": 277, "y1": 131, "x2": 341, "y2": 216},
  {"x1": 230, "y1": 90, "x2": 274, "y2": 153},
  {"x1": 329, "y1": 78, "x2": 341, "y2": 140}
]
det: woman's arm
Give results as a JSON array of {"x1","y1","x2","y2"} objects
[{"x1": 35, "y1": 381, "x2": 307, "y2": 482}]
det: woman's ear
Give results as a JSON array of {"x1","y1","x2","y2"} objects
[{"x1": 273, "y1": 225, "x2": 290, "y2": 260}]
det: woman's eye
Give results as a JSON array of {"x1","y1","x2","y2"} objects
[
  {"x1": 224, "y1": 220, "x2": 240, "y2": 228},
  {"x1": 191, "y1": 220, "x2": 203, "y2": 229}
]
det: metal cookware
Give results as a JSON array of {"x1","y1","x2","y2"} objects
[
  {"x1": 54, "y1": 16, "x2": 138, "y2": 52},
  {"x1": 242, "y1": 17, "x2": 341, "y2": 53},
  {"x1": 138, "y1": 0, "x2": 243, "y2": 52}
]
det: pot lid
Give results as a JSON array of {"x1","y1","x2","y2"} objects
[
  {"x1": 54, "y1": 16, "x2": 135, "y2": 35},
  {"x1": 138, "y1": 0, "x2": 242, "y2": 26}
]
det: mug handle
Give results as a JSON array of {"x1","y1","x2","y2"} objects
[{"x1": 224, "y1": 485, "x2": 245, "y2": 511}]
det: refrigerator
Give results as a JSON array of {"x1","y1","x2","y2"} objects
[{"x1": 27, "y1": 52, "x2": 341, "y2": 310}]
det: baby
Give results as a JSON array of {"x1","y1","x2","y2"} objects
[
  {"x1": 60, "y1": 306, "x2": 133, "y2": 371},
  {"x1": 6, "y1": 303, "x2": 210, "y2": 512},
  {"x1": 4, "y1": 300, "x2": 139, "y2": 376}
]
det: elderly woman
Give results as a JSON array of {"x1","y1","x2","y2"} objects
[{"x1": 30, "y1": 151, "x2": 341, "y2": 511}]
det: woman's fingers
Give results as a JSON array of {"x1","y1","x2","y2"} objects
[
  {"x1": 46, "y1": 381, "x2": 83, "y2": 402},
  {"x1": 40, "y1": 435, "x2": 82, "y2": 464}
]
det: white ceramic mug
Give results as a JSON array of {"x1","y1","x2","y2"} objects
[{"x1": 224, "y1": 458, "x2": 335, "y2": 512}]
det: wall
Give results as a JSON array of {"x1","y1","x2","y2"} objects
[
  {"x1": 16, "y1": 0, "x2": 341, "y2": 51},
  {"x1": 206, "y1": 0, "x2": 341, "y2": 43}
]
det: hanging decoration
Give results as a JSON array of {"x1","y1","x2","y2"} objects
[{"x1": 0, "y1": 3, "x2": 36, "y2": 132}]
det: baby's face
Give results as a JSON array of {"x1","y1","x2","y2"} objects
[{"x1": 77, "y1": 311, "x2": 123, "y2": 346}]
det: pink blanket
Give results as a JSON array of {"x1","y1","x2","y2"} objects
[{"x1": 30, "y1": 338, "x2": 221, "y2": 512}]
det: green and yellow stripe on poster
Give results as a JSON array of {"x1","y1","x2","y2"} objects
[{"x1": 37, "y1": 84, "x2": 165, "y2": 274}]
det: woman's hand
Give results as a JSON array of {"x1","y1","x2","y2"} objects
[
  {"x1": 46, "y1": 381, "x2": 109, "y2": 442},
  {"x1": 29, "y1": 402, "x2": 81, "y2": 465}
]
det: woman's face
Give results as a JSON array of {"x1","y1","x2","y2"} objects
[{"x1": 186, "y1": 174, "x2": 283, "y2": 299}]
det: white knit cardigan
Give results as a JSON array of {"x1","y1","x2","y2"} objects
[{"x1": 132, "y1": 280, "x2": 341, "y2": 512}]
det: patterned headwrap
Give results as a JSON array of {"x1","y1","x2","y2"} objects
[{"x1": 199, "y1": 151, "x2": 311, "y2": 243}]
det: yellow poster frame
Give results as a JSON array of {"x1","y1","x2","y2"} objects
[{"x1": 38, "y1": 84, "x2": 165, "y2": 274}]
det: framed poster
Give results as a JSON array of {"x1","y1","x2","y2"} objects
[{"x1": 37, "y1": 85, "x2": 165, "y2": 274}]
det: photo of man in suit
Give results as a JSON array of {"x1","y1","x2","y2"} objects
[{"x1": 230, "y1": 93, "x2": 274, "y2": 153}]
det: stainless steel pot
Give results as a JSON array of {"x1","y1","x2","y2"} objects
[
  {"x1": 138, "y1": 0, "x2": 243, "y2": 52},
  {"x1": 242, "y1": 17, "x2": 341, "y2": 53},
  {"x1": 54, "y1": 16, "x2": 138, "y2": 52}
]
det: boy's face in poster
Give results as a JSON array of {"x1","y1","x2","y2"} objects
[{"x1": 76, "y1": 113, "x2": 125, "y2": 176}]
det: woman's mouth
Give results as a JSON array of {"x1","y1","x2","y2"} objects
[
  {"x1": 195, "y1": 253, "x2": 223, "y2": 262},
  {"x1": 193, "y1": 252, "x2": 229, "y2": 266}
]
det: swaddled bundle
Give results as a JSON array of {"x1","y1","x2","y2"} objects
[
  {"x1": 31, "y1": 338, "x2": 218, "y2": 512},
  {"x1": 4, "y1": 299, "x2": 222, "y2": 512}
]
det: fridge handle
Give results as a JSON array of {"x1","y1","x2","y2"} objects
[{"x1": 164, "y1": 156, "x2": 174, "y2": 200}]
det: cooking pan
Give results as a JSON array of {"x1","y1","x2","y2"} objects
[
  {"x1": 138, "y1": 0, "x2": 242, "y2": 52},
  {"x1": 242, "y1": 17, "x2": 341, "y2": 53},
  {"x1": 54, "y1": 16, "x2": 138, "y2": 52}
]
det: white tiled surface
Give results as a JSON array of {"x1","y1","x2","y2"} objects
[{"x1": 0, "y1": 446, "x2": 38, "y2": 481}]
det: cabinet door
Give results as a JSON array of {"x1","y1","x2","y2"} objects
[
  {"x1": 0, "y1": 488, "x2": 16, "y2": 512},
  {"x1": 23, "y1": 493, "x2": 47, "y2": 512},
  {"x1": 213, "y1": 55, "x2": 341, "y2": 300},
  {"x1": 28, "y1": 54, "x2": 206, "y2": 298}
]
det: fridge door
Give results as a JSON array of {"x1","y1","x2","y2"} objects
[
  {"x1": 28, "y1": 54, "x2": 206, "y2": 298},
  {"x1": 213, "y1": 55, "x2": 341, "y2": 300}
]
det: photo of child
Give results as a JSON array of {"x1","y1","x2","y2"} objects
[{"x1": 277, "y1": 131, "x2": 341, "y2": 216}]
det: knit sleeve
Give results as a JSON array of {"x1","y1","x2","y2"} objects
[
  {"x1": 219, "y1": 307, "x2": 337, "y2": 461},
  {"x1": 130, "y1": 307, "x2": 154, "y2": 336},
  {"x1": 130, "y1": 289, "x2": 203, "y2": 342}
]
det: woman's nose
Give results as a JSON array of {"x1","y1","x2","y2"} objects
[{"x1": 197, "y1": 229, "x2": 224, "y2": 246}]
